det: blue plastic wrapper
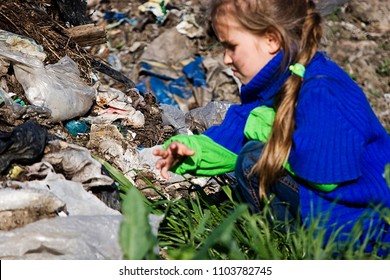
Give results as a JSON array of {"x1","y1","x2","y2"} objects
[
  {"x1": 182, "y1": 56, "x2": 208, "y2": 87},
  {"x1": 65, "y1": 120, "x2": 89, "y2": 136},
  {"x1": 168, "y1": 77, "x2": 193, "y2": 99},
  {"x1": 104, "y1": 11, "x2": 129, "y2": 22},
  {"x1": 149, "y1": 76, "x2": 179, "y2": 106},
  {"x1": 136, "y1": 56, "x2": 208, "y2": 107},
  {"x1": 135, "y1": 77, "x2": 148, "y2": 94}
]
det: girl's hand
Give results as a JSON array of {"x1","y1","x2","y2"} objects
[{"x1": 152, "y1": 141, "x2": 195, "y2": 180}]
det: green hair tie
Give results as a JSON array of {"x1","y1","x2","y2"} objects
[{"x1": 289, "y1": 63, "x2": 305, "y2": 78}]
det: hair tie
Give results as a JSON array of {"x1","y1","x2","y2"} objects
[{"x1": 289, "y1": 63, "x2": 305, "y2": 79}]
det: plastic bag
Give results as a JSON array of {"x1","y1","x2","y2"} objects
[
  {"x1": 16, "y1": 55, "x2": 96, "y2": 122},
  {"x1": 0, "y1": 120, "x2": 47, "y2": 174},
  {"x1": 185, "y1": 101, "x2": 233, "y2": 134},
  {"x1": 136, "y1": 56, "x2": 208, "y2": 111},
  {"x1": 0, "y1": 48, "x2": 96, "y2": 122}
]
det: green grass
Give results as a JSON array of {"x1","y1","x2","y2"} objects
[
  {"x1": 385, "y1": 164, "x2": 390, "y2": 187},
  {"x1": 376, "y1": 59, "x2": 390, "y2": 77},
  {"x1": 100, "y1": 158, "x2": 390, "y2": 260},
  {"x1": 325, "y1": 6, "x2": 342, "y2": 22},
  {"x1": 379, "y1": 42, "x2": 389, "y2": 51}
]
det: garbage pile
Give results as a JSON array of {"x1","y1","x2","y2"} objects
[{"x1": 0, "y1": 0, "x2": 241, "y2": 259}]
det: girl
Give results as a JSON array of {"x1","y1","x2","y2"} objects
[{"x1": 153, "y1": 0, "x2": 390, "y2": 255}]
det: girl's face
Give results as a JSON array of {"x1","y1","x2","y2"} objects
[{"x1": 213, "y1": 14, "x2": 280, "y2": 85}]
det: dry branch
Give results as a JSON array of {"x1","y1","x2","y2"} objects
[{"x1": 67, "y1": 24, "x2": 106, "y2": 47}]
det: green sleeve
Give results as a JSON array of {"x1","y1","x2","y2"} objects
[
  {"x1": 244, "y1": 106, "x2": 275, "y2": 143},
  {"x1": 244, "y1": 106, "x2": 338, "y2": 192},
  {"x1": 284, "y1": 162, "x2": 338, "y2": 192},
  {"x1": 163, "y1": 134, "x2": 237, "y2": 176}
]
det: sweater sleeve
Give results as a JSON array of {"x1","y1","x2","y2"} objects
[
  {"x1": 288, "y1": 84, "x2": 365, "y2": 184},
  {"x1": 163, "y1": 134, "x2": 237, "y2": 176}
]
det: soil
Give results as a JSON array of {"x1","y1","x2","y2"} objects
[{"x1": 0, "y1": 0, "x2": 389, "y2": 203}]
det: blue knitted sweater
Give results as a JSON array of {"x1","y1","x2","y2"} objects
[
  {"x1": 290, "y1": 52, "x2": 390, "y2": 251},
  {"x1": 204, "y1": 51, "x2": 390, "y2": 250}
]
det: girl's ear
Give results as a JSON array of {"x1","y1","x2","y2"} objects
[{"x1": 265, "y1": 29, "x2": 281, "y2": 54}]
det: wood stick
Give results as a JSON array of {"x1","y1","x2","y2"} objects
[{"x1": 67, "y1": 24, "x2": 106, "y2": 47}]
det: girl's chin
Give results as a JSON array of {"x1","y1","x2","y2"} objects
[
  {"x1": 236, "y1": 75, "x2": 249, "y2": 85},
  {"x1": 233, "y1": 71, "x2": 245, "y2": 83}
]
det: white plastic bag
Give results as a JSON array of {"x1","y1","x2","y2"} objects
[
  {"x1": 0, "y1": 48, "x2": 96, "y2": 122},
  {"x1": 14, "y1": 55, "x2": 96, "y2": 122}
]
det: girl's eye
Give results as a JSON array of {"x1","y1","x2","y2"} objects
[{"x1": 222, "y1": 42, "x2": 236, "y2": 51}]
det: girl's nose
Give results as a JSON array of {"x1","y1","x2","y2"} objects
[{"x1": 223, "y1": 50, "x2": 233, "y2": 65}]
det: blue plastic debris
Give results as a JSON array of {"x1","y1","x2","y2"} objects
[
  {"x1": 149, "y1": 76, "x2": 179, "y2": 106},
  {"x1": 108, "y1": 54, "x2": 122, "y2": 71},
  {"x1": 130, "y1": 18, "x2": 138, "y2": 26},
  {"x1": 182, "y1": 56, "x2": 208, "y2": 87},
  {"x1": 14, "y1": 98, "x2": 26, "y2": 106},
  {"x1": 104, "y1": 11, "x2": 129, "y2": 21},
  {"x1": 136, "y1": 56, "x2": 208, "y2": 108},
  {"x1": 65, "y1": 120, "x2": 89, "y2": 136},
  {"x1": 103, "y1": 11, "x2": 131, "y2": 25},
  {"x1": 168, "y1": 76, "x2": 193, "y2": 99}
]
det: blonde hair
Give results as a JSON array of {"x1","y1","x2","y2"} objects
[{"x1": 209, "y1": 0, "x2": 323, "y2": 197}]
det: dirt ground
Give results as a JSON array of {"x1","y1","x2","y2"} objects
[{"x1": 0, "y1": 0, "x2": 389, "y2": 203}]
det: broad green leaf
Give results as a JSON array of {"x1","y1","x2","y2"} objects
[
  {"x1": 119, "y1": 188, "x2": 156, "y2": 259},
  {"x1": 93, "y1": 156, "x2": 135, "y2": 191}
]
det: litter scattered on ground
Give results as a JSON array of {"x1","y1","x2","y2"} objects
[{"x1": 0, "y1": 0, "x2": 388, "y2": 259}]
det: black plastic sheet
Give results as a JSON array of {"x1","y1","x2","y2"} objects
[{"x1": 0, "y1": 121, "x2": 47, "y2": 173}]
